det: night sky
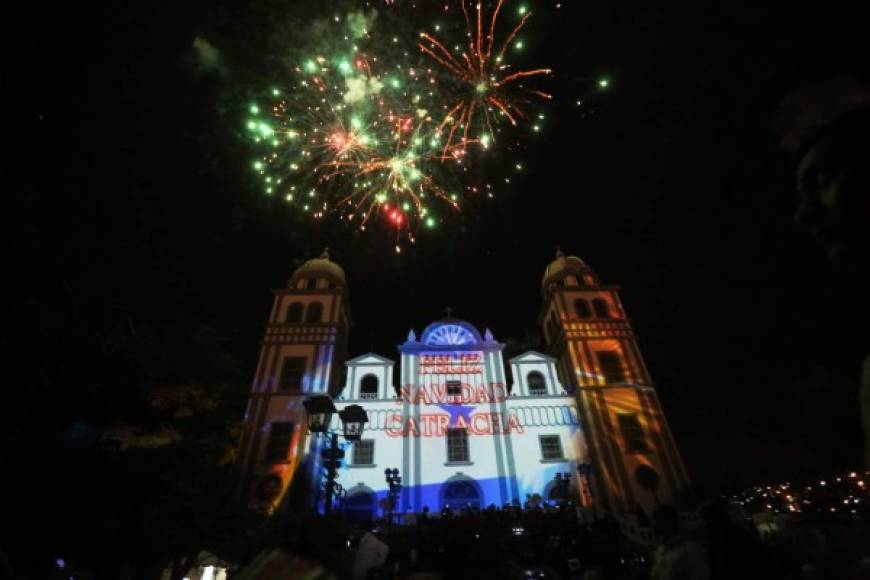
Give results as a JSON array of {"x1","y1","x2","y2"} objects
[{"x1": 10, "y1": 1, "x2": 870, "y2": 494}]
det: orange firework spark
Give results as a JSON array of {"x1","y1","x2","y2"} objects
[
  {"x1": 317, "y1": 117, "x2": 460, "y2": 229},
  {"x1": 418, "y1": 0, "x2": 551, "y2": 157}
]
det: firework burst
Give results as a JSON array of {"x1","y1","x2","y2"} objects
[
  {"x1": 246, "y1": 1, "x2": 553, "y2": 247},
  {"x1": 418, "y1": 0, "x2": 551, "y2": 156}
]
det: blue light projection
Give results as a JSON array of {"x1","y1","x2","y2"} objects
[
  {"x1": 423, "y1": 324, "x2": 478, "y2": 346},
  {"x1": 331, "y1": 467, "x2": 577, "y2": 519},
  {"x1": 433, "y1": 402, "x2": 477, "y2": 427},
  {"x1": 315, "y1": 321, "x2": 583, "y2": 522}
]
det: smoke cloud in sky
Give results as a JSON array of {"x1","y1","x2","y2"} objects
[
  {"x1": 344, "y1": 75, "x2": 383, "y2": 103},
  {"x1": 347, "y1": 10, "x2": 377, "y2": 39},
  {"x1": 192, "y1": 37, "x2": 225, "y2": 74}
]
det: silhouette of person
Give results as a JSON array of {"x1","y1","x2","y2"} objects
[
  {"x1": 775, "y1": 78, "x2": 870, "y2": 466},
  {"x1": 650, "y1": 505, "x2": 709, "y2": 580},
  {"x1": 353, "y1": 519, "x2": 388, "y2": 580}
]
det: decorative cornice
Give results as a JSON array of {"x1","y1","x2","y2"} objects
[{"x1": 397, "y1": 342, "x2": 506, "y2": 354}]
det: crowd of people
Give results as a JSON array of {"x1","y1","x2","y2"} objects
[{"x1": 237, "y1": 497, "x2": 870, "y2": 580}]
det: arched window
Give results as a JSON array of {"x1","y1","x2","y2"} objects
[
  {"x1": 527, "y1": 371, "x2": 547, "y2": 395},
  {"x1": 286, "y1": 302, "x2": 303, "y2": 323},
  {"x1": 345, "y1": 490, "x2": 377, "y2": 523},
  {"x1": 306, "y1": 278, "x2": 318, "y2": 290},
  {"x1": 360, "y1": 374, "x2": 379, "y2": 399},
  {"x1": 442, "y1": 478, "x2": 481, "y2": 511},
  {"x1": 548, "y1": 485, "x2": 566, "y2": 503},
  {"x1": 592, "y1": 298, "x2": 610, "y2": 318},
  {"x1": 574, "y1": 299, "x2": 592, "y2": 319},
  {"x1": 547, "y1": 480, "x2": 576, "y2": 505},
  {"x1": 305, "y1": 302, "x2": 323, "y2": 323},
  {"x1": 574, "y1": 274, "x2": 585, "y2": 286}
]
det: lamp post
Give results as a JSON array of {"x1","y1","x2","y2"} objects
[
  {"x1": 334, "y1": 483, "x2": 347, "y2": 511},
  {"x1": 384, "y1": 468, "x2": 402, "y2": 530},
  {"x1": 303, "y1": 395, "x2": 369, "y2": 516},
  {"x1": 577, "y1": 462, "x2": 596, "y2": 521}
]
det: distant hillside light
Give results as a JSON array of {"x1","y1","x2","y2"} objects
[{"x1": 598, "y1": 77, "x2": 610, "y2": 89}]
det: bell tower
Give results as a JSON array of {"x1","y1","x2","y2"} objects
[
  {"x1": 540, "y1": 249, "x2": 691, "y2": 514},
  {"x1": 235, "y1": 249, "x2": 351, "y2": 510}
]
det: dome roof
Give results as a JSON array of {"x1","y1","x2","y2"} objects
[
  {"x1": 419, "y1": 318, "x2": 483, "y2": 346},
  {"x1": 542, "y1": 248, "x2": 597, "y2": 292},
  {"x1": 289, "y1": 248, "x2": 346, "y2": 286}
]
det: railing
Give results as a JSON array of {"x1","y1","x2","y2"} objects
[
  {"x1": 264, "y1": 324, "x2": 338, "y2": 344},
  {"x1": 563, "y1": 320, "x2": 635, "y2": 338}
]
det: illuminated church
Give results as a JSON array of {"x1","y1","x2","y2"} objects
[{"x1": 235, "y1": 250, "x2": 690, "y2": 519}]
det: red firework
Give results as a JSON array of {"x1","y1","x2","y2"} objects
[{"x1": 418, "y1": 0, "x2": 551, "y2": 157}]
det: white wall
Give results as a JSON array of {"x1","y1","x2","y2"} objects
[
  {"x1": 510, "y1": 353, "x2": 565, "y2": 396},
  {"x1": 342, "y1": 354, "x2": 395, "y2": 400},
  {"x1": 329, "y1": 349, "x2": 587, "y2": 517}
]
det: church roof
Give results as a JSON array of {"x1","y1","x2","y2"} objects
[
  {"x1": 345, "y1": 353, "x2": 395, "y2": 366},
  {"x1": 289, "y1": 248, "x2": 346, "y2": 286},
  {"x1": 509, "y1": 350, "x2": 558, "y2": 363},
  {"x1": 541, "y1": 248, "x2": 597, "y2": 293},
  {"x1": 419, "y1": 319, "x2": 483, "y2": 346}
]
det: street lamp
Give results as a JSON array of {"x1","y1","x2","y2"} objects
[
  {"x1": 384, "y1": 468, "x2": 402, "y2": 530},
  {"x1": 340, "y1": 404, "x2": 368, "y2": 441},
  {"x1": 303, "y1": 395, "x2": 369, "y2": 516},
  {"x1": 303, "y1": 395, "x2": 337, "y2": 433},
  {"x1": 334, "y1": 483, "x2": 347, "y2": 510}
]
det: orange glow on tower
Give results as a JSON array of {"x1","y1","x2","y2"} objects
[{"x1": 540, "y1": 249, "x2": 692, "y2": 513}]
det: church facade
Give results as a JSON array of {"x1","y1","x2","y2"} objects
[{"x1": 234, "y1": 251, "x2": 691, "y2": 519}]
